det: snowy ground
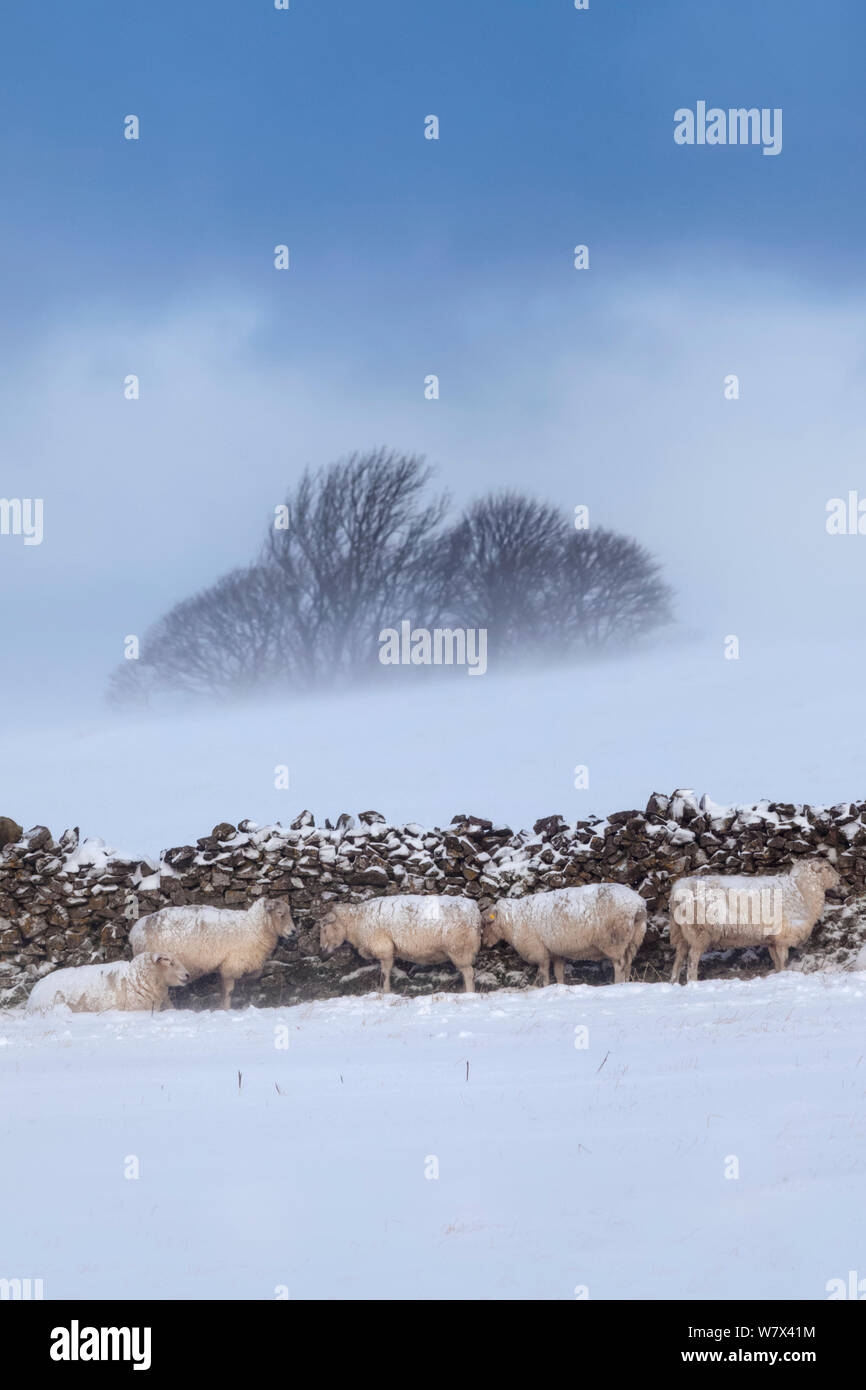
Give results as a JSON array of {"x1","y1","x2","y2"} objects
[{"x1": 2, "y1": 973, "x2": 864, "y2": 1300}]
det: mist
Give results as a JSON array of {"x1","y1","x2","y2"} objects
[
  {"x1": 2, "y1": 260, "x2": 864, "y2": 847},
  {"x1": 3, "y1": 262, "x2": 863, "y2": 716}
]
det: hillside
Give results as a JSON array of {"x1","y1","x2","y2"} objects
[{"x1": 3, "y1": 634, "x2": 866, "y2": 856}]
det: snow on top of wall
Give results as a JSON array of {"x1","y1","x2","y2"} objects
[
  {"x1": 61, "y1": 837, "x2": 121, "y2": 875},
  {"x1": 5, "y1": 790, "x2": 860, "y2": 890}
]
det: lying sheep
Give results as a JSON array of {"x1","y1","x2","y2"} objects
[
  {"x1": 130, "y1": 896, "x2": 294, "y2": 1009},
  {"x1": 668, "y1": 857, "x2": 840, "y2": 984},
  {"x1": 319, "y1": 894, "x2": 482, "y2": 993},
  {"x1": 26, "y1": 952, "x2": 189, "y2": 1014},
  {"x1": 482, "y1": 883, "x2": 647, "y2": 984}
]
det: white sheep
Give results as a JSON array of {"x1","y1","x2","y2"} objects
[
  {"x1": 26, "y1": 952, "x2": 189, "y2": 1015},
  {"x1": 668, "y1": 857, "x2": 840, "y2": 984},
  {"x1": 482, "y1": 883, "x2": 647, "y2": 984},
  {"x1": 129, "y1": 896, "x2": 294, "y2": 1009},
  {"x1": 319, "y1": 894, "x2": 482, "y2": 993}
]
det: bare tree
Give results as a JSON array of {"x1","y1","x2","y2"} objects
[
  {"x1": 107, "y1": 453, "x2": 674, "y2": 705},
  {"x1": 433, "y1": 494, "x2": 672, "y2": 664},
  {"x1": 558, "y1": 528, "x2": 674, "y2": 649},
  {"x1": 107, "y1": 565, "x2": 284, "y2": 704},
  {"x1": 434, "y1": 493, "x2": 568, "y2": 656},
  {"x1": 263, "y1": 447, "x2": 448, "y2": 682}
]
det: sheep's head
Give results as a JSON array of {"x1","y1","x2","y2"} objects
[
  {"x1": 803, "y1": 858, "x2": 841, "y2": 893},
  {"x1": 790, "y1": 857, "x2": 841, "y2": 896},
  {"x1": 319, "y1": 910, "x2": 347, "y2": 954},
  {"x1": 481, "y1": 906, "x2": 503, "y2": 949},
  {"x1": 266, "y1": 898, "x2": 296, "y2": 940},
  {"x1": 155, "y1": 954, "x2": 190, "y2": 988}
]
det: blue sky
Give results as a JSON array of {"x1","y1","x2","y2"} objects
[
  {"x1": 1, "y1": 0, "x2": 864, "y2": 333},
  {"x1": 1, "y1": 1, "x2": 865, "y2": 713}
]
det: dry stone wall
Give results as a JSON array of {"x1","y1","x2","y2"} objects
[{"x1": 2, "y1": 790, "x2": 866, "y2": 1009}]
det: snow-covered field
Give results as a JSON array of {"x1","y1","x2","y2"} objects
[{"x1": 2, "y1": 973, "x2": 863, "y2": 1300}]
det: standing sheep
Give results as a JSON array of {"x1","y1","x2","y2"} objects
[
  {"x1": 482, "y1": 883, "x2": 647, "y2": 984},
  {"x1": 130, "y1": 896, "x2": 295, "y2": 1009},
  {"x1": 26, "y1": 953, "x2": 189, "y2": 1014},
  {"x1": 319, "y1": 894, "x2": 482, "y2": 993},
  {"x1": 668, "y1": 857, "x2": 840, "y2": 984}
]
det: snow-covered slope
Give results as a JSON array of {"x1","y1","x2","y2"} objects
[
  {"x1": 3, "y1": 633, "x2": 866, "y2": 857},
  {"x1": 2, "y1": 973, "x2": 863, "y2": 1300}
]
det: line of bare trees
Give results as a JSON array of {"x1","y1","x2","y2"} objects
[{"x1": 108, "y1": 448, "x2": 673, "y2": 704}]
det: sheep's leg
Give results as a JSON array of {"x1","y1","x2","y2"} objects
[
  {"x1": 536, "y1": 955, "x2": 551, "y2": 987},
  {"x1": 220, "y1": 973, "x2": 236, "y2": 1010},
  {"x1": 670, "y1": 944, "x2": 687, "y2": 985},
  {"x1": 622, "y1": 943, "x2": 637, "y2": 981},
  {"x1": 379, "y1": 953, "x2": 394, "y2": 994},
  {"x1": 686, "y1": 946, "x2": 701, "y2": 984},
  {"x1": 771, "y1": 944, "x2": 789, "y2": 972},
  {"x1": 553, "y1": 957, "x2": 566, "y2": 986},
  {"x1": 611, "y1": 956, "x2": 627, "y2": 984},
  {"x1": 447, "y1": 949, "x2": 475, "y2": 993}
]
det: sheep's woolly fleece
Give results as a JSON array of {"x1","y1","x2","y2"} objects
[
  {"x1": 129, "y1": 900, "x2": 291, "y2": 981},
  {"x1": 26, "y1": 952, "x2": 186, "y2": 1014}
]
